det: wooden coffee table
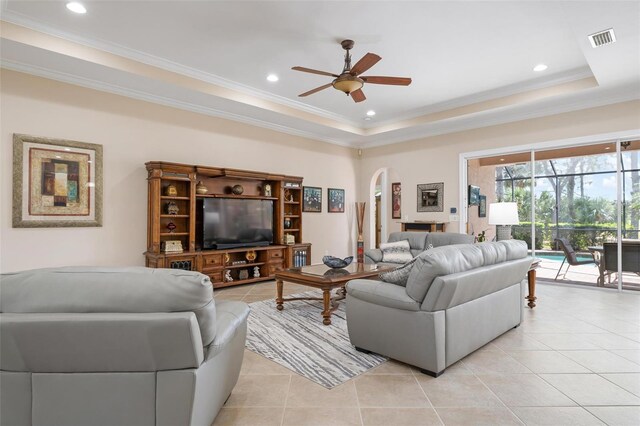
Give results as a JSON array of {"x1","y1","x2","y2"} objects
[{"x1": 275, "y1": 263, "x2": 393, "y2": 325}]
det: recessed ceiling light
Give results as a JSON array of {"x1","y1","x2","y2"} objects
[
  {"x1": 533, "y1": 64, "x2": 548, "y2": 72},
  {"x1": 266, "y1": 74, "x2": 279, "y2": 82},
  {"x1": 364, "y1": 117, "x2": 372, "y2": 121},
  {"x1": 500, "y1": 158, "x2": 505, "y2": 162},
  {"x1": 605, "y1": 146, "x2": 611, "y2": 150},
  {"x1": 66, "y1": 2, "x2": 87, "y2": 14},
  {"x1": 366, "y1": 110, "x2": 376, "y2": 116}
]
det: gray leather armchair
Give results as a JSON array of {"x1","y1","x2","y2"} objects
[
  {"x1": 347, "y1": 240, "x2": 531, "y2": 377},
  {"x1": 365, "y1": 231, "x2": 474, "y2": 266},
  {"x1": 1, "y1": 267, "x2": 249, "y2": 426}
]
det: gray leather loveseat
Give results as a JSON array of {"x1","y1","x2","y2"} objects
[
  {"x1": 347, "y1": 240, "x2": 531, "y2": 377},
  {"x1": 1, "y1": 267, "x2": 249, "y2": 426},
  {"x1": 365, "y1": 231, "x2": 474, "y2": 267}
]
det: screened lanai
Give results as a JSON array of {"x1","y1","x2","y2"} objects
[{"x1": 467, "y1": 140, "x2": 640, "y2": 291}]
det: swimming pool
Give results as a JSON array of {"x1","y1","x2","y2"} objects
[{"x1": 536, "y1": 253, "x2": 595, "y2": 264}]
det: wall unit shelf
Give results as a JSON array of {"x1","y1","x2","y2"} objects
[{"x1": 145, "y1": 161, "x2": 312, "y2": 288}]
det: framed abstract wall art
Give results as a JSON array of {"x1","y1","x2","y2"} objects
[
  {"x1": 302, "y1": 186, "x2": 322, "y2": 212},
  {"x1": 417, "y1": 182, "x2": 444, "y2": 212},
  {"x1": 327, "y1": 188, "x2": 345, "y2": 213},
  {"x1": 12, "y1": 134, "x2": 103, "y2": 228},
  {"x1": 392, "y1": 182, "x2": 401, "y2": 219},
  {"x1": 478, "y1": 195, "x2": 487, "y2": 218},
  {"x1": 468, "y1": 185, "x2": 480, "y2": 206}
]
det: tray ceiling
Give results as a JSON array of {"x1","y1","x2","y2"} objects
[{"x1": 1, "y1": 1, "x2": 639, "y2": 147}]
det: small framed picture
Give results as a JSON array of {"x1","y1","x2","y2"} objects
[
  {"x1": 417, "y1": 182, "x2": 444, "y2": 212},
  {"x1": 328, "y1": 188, "x2": 345, "y2": 213},
  {"x1": 468, "y1": 185, "x2": 480, "y2": 206},
  {"x1": 302, "y1": 186, "x2": 322, "y2": 212},
  {"x1": 392, "y1": 182, "x2": 401, "y2": 219},
  {"x1": 12, "y1": 134, "x2": 103, "y2": 228},
  {"x1": 478, "y1": 195, "x2": 487, "y2": 218}
]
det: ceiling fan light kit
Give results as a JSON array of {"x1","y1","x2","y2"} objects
[{"x1": 292, "y1": 39, "x2": 412, "y2": 103}]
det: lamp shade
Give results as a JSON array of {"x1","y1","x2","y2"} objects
[{"x1": 488, "y1": 202, "x2": 520, "y2": 225}]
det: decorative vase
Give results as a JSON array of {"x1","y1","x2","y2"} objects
[
  {"x1": 245, "y1": 250, "x2": 257, "y2": 262},
  {"x1": 196, "y1": 181, "x2": 208, "y2": 195},
  {"x1": 284, "y1": 218, "x2": 292, "y2": 229},
  {"x1": 239, "y1": 270, "x2": 249, "y2": 280},
  {"x1": 166, "y1": 222, "x2": 177, "y2": 233},
  {"x1": 165, "y1": 184, "x2": 178, "y2": 197},
  {"x1": 232, "y1": 184, "x2": 244, "y2": 195},
  {"x1": 165, "y1": 201, "x2": 179, "y2": 215},
  {"x1": 356, "y1": 202, "x2": 366, "y2": 263}
]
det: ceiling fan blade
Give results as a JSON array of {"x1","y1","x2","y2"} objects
[
  {"x1": 350, "y1": 53, "x2": 381, "y2": 76},
  {"x1": 350, "y1": 88, "x2": 366, "y2": 103},
  {"x1": 298, "y1": 83, "x2": 333, "y2": 97},
  {"x1": 362, "y1": 76, "x2": 412, "y2": 86},
  {"x1": 292, "y1": 66, "x2": 339, "y2": 77}
]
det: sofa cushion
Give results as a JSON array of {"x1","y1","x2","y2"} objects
[
  {"x1": 388, "y1": 232, "x2": 428, "y2": 250},
  {"x1": 426, "y1": 233, "x2": 475, "y2": 248},
  {"x1": 364, "y1": 248, "x2": 383, "y2": 264},
  {"x1": 378, "y1": 257, "x2": 419, "y2": 287},
  {"x1": 405, "y1": 240, "x2": 528, "y2": 303},
  {"x1": 380, "y1": 240, "x2": 413, "y2": 264},
  {"x1": 0, "y1": 267, "x2": 217, "y2": 346},
  {"x1": 406, "y1": 244, "x2": 484, "y2": 302},
  {"x1": 346, "y1": 279, "x2": 420, "y2": 311}
]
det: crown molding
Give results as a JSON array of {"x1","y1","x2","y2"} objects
[
  {"x1": 358, "y1": 88, "x2": 640, "y2": 149},
  {"x1": 0, "y1": 59, "x2": 354, "y2": 148},
  {"x1": 0, "y1": 10, "x2": 360, "y2": 128},
  {"x1": 369, "y1": 67, "x2": 596, "y2": 129}
]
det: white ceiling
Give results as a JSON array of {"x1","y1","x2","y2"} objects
[{"x1": 1, "y1": 1, "x2": 639, "y2": 147}]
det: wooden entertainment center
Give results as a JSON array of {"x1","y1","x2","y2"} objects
[{"x1": 144, "y1": 161, "x2": 311, "y2": 288}]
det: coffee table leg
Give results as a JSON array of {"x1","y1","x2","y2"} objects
[
  {"x1": 276, "y1": 279, "x2": 284, "y2": 311},
  {"x1": 527, "y1": 269, "x2": 537, "y2": 309},
  {"x1": 322, "y1": 289, "x2": 332, "y2": 325}
]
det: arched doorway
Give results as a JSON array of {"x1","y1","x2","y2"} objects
[{"x1": 369, "y1": 168, "x2": 388, "y2": 249}]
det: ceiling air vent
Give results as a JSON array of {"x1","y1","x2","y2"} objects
[{"x1": 588, "y1": 28, "x2": 616, "y2": 48}]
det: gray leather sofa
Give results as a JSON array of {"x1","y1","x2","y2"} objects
[
  {"x1": 365, "y1": 231, "x2": 474, "y2": 267},
  {"x1": 347, "y1": 240, "x2": 531, "y2": 377},
  {"x1": 0, "y1": 266, "x2": 249, "y2": 426}
]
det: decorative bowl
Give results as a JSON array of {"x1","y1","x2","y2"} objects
[{"x1": 322, "y1": 255, "x2": 353, "y2": 269}]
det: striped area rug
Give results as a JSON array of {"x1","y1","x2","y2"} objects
[{"x1": 246, "y1": 290, "x2": 387, "y2": 389}]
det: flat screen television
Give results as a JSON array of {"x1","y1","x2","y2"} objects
[{"x1": 197, "y1": 198, "x2": 274, "y2": 250}]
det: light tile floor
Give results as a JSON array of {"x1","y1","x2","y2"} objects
[{"x1": 213, "y1": 280, "x2": 640, "y2": 426}]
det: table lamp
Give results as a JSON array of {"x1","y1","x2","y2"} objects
[{"x1": 488, "y1": 202, "x2": 519, "y2": 241}]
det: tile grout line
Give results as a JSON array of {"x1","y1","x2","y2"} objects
[
  {"x1": 411, "y1": 367, "x2": 445, "y2": 426},
  {"x1": 280, "y1": 374, "x2": 292, "y2": 426},
  {"x1": 353, "y1": 376, "x2": 365, "y2": 426}
]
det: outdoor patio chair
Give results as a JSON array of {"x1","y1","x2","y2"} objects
[
  {"x1": 603, "y1": 241, "x2": 640, "y2": 279},
  {"x1": 554, "y1": 238, "x2": 598, "y2": 281}
]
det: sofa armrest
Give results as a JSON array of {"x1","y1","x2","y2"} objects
[
  {"x1": 364, "y1": 249, "x2": 383, "y2": 264},
  {"x1": 206, "y1": 300, "x2": 250, "y2": 359},
  {"x1": 346, "y1": 280, "x2": 420, "y2": 311}
]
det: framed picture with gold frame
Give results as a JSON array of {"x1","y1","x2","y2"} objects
[{"x1": 12, "y1": 134, "x2": 103, "y2": 228}]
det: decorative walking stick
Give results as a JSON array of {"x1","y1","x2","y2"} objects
[{"x1": 356, "y1": 202, "x2": 366, "y2": 263}]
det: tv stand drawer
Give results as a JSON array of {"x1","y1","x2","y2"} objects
[
  {"x1": 202, "y1": 254, "x2": 224, "y2": 269},
  {"x1": 268, "y1": 249, "x2": 284, "y2": 260}
]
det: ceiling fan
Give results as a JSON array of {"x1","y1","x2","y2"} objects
[{"x1": 292, "y1": 39, "x2": 412, "y2": 103}]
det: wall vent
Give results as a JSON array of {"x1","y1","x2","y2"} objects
[{"x1": 588, "y1": 28, "x2": 616, "y2": 48}]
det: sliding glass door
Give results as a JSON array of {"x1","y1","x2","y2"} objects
[{"x1": 465, "y1": 139, "x2": 639, "y2": 291}]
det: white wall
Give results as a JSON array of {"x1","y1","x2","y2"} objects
[
  {"x1": 2, "y1": 69, "x2": 638, "y2": 272},
  {"x1": 0, "y1": 70, "x2": 358, "y2": 272},
  {"x1": 359, "y1": 100, "x2": 640, "y2": 244}
]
